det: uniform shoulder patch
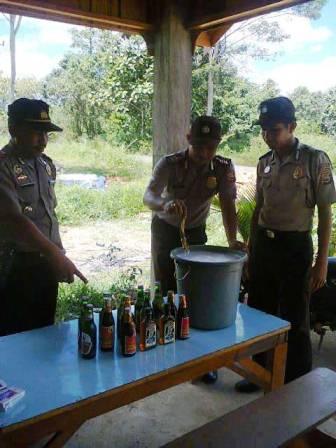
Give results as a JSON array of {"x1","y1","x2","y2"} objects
[
  {"x1": 259, "y1": 150, "x2": 272, "y2": 161},
  {"x1": 165, "y1": 151, "x2": 185, "y2": 164}
]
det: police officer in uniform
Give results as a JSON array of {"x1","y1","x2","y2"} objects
[
  {"x1": 144, "y1": 115, "x2": 245, "y2": 383},
  {"x1": 0, "y1": 98, "x2": 87, "y2": 336},
  {"x1": 236, "y1": 97, "x2": 336, "y2": 392}
]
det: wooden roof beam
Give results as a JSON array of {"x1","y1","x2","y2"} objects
[
  {"x1": 0, "y1": 0, "x2": 153, "y2": 33},
  {"x1": 188, "y1": 0, "x2": 310, "y2": 31}
]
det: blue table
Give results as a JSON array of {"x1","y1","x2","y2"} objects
[{"x1": 0, "y1": 304, "x2": 290, "y2": 447}]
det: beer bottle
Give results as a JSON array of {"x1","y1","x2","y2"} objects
[
  {"x1": 159, "y1": 303, "x2": 175, "y2": 345},
  {"x1": 135, "y1": 285, "x2": 144, "y2": 331},
  {"x1": 120, "y1": 306, "x2": 136, "y2": 356},
  {"x1": 80, "y1": 304, "x2": 97, "y2": 359},
  {"x1": 100, "y1": 297, "x2": 115, "y2": 352},
  {"x1": 140, "y1": 307, "x2": 157, "y2": 351},
  {"x1": 153, "y1": 281, "x2": 164, "y2": 324},
  {"x1": 78, "y1": 296, "x2": 88, "y2": 348},
  {"x1": 176, "y1": 294, "x2": 190, "y2": 340},
  {"x1": 117, "y1": 296, "x2": 126, "y2": 339},
  {"x1": 140, "y1": 289, "x2": 152, "y2": 324},
  {"x1": 167, "y1": 290, "x2": 177, "y2": 320}
]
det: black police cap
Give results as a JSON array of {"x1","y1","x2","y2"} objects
[
  {"x1": 190, "y1": 115, "x2": 222, "y2": 142},
  {"x1": 8, "y1": 98, "x2": 62, "y2": 132},
  {"x1": 256, "y1": 96, "x2": 296, "y2": 127}
]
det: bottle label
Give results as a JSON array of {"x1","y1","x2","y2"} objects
[
  {"x1": 125, "y1": 334, "x2": 136, "y2": 355},
  {"x1": 81, "y1": 332, "x2": 92, "y2": 355},
  {"x1": 181, "y1": 317, "x2": 190, "y2": 338},
  {"x1": 164, "y1": 321, "x2": 175, "y2": 344},
  {"x1": 101, "y1": 326, "x2": 114, "y2": 349},
  {"x1": 145, "y1": 323, "x2": 156, "y2": 348}
]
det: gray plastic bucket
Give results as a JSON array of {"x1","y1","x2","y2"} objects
[{"x1": 171, "y1": 245, "x2": 247, "y2": 330}]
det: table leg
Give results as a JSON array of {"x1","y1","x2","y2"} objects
[
  {"x1": 43, "y1": 422, "x2": 83, "y2": 448},
  {"x1": 265, "y1": 337, "x2": 288, "y2": 392}
]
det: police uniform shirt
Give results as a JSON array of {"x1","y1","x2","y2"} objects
[
  {"x1": 148, "y1": 149, "x2": 237, "y2": 229},
  {"x1": 0, "y1": 143, "x2": 63, "y2": 250},
  {"x1": 256, "y1": 139, "x2": 336, "y2": 232}
]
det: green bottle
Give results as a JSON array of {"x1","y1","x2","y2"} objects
[
  {"x1": 152, "y1": 281, "x2": 164, "y2": 324},
  {"x1": 80, "y1": 304, "x2": 97, "y2": 359},
  {"x1": 78, "y1": 296, "x2": 88, "y2": 348},
  {"x1": 135, "y1": 285, "x2": 144, "y2": 331},
  {"x1": 140, "y1": 289, "x2": 152, "y2": 324}
]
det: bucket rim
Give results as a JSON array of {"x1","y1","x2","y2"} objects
[{"x1": 170, "y1": 245, "x2": 247, "y2": 265}]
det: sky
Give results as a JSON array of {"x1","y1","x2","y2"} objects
[{"x1": 0, "y1": 0, "x2": 335, "y2": 94}]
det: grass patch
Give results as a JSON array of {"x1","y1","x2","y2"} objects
[
  {"x1": 55, "y1": 178, "x2": 147, "y2": 225},
  {"x1": 47, "y1": 135, "x2": 151, "y2": 180}
]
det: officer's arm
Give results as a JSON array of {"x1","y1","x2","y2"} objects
[
  {"x1": 0, "y1": 184, "x2": 87, "y2": 284},
  {"x1": 143, "y1": 157, "x2": 170, "y2": 212},
  {"x1": 249, "y1": 165, "x2": 264, "y2": 249},
  {"x1": 310, "y1": 152, "x2": 336, "y2": 292},
  {"x1": 219, "y1": 194, "x2": 238, "y2": 247}
]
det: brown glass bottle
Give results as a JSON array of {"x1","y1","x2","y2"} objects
[
  {"x1": 159, "y1": 303, "x2": 175, "y2": 345},
  {"x1": 176, "y1": 294, "x2": 190, "y2": 340},
  {"x1": 100, "y1": 297, "x2": 115, "y2": 351},
  {"x1": 167, "y1": 290, "x2": 177, "y2": 320},
  {"x1": 120, "y1": 306, "x2": 136, "y2": 356},
  {"x1": 140, "y1": 307, "x2": 157, "y2": 351}
]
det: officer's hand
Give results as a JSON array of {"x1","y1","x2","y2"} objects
[
  {"x1": 47, "y1": 249, "x2": 88, "y2": 284},
  {"x1": 228, "y1": 239, "x2": 247, "y2": 252},
  {"x1": 163, "y1": 200, "x2": 187, "y2": 218},
  {"x1": 310, "y1": 258, "x2": 328, "y2": 293}
]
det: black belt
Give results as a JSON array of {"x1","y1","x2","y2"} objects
[{"x1": 258, "y1": 226, "x2": 310, "y2": 239}]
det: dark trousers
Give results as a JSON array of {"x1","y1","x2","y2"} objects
[
  {"x1": 151, "y1": 215, "x2": 207, "y2": 296},
  {"x1": 0, "y1": 253, "x2": 58, "y2": 336},
  {"x1": 248, "y1": 227, "x2": 313, "y2": 383}
]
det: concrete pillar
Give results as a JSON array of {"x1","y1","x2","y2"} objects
[{"x1": 152, "y1": 1, "x2": 192, "y2": 165}]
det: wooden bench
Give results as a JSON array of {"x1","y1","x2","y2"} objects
[{"x1": 163, "y1": 368, "x2": 336, "y2": 448}]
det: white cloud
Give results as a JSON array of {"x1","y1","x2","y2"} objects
[
  {"x1": 0, "y1": 17, "x2": 83, "y2": 78},
  {"x1": 310, "y1": 44, "x2": 323, "y2": 53},
  {"x1": 251, "y1": 57, "x2": 336, "y2": 94},
  {"x1": 227, "y1": 12, "x2": 332, "y2": 55}
]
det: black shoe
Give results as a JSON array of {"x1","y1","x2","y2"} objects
[
  {"x1": 201, "y1": 371, "x2": 218, "y2": 384},
  {"x1": 235, "y1": 379, "x2": 261, "y2": 393}
]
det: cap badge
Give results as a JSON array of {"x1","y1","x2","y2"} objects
[
  {"x1": 261, "y1": 105, "x2": 268, "y2": 114},
  {"x1": 201, "y1": 125, "x2": 210, "y2": 134},
  {"x1": 264, "y1": 166, "x2": 271, "y2": 174},
  {"x1": 40, "y1": 111, "x2": 49, "y2": 120}
]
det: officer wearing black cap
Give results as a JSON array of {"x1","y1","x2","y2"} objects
[
  {"x1": 144, "y1": 115, "x2": 244, "y2": 383},
  {"x1": 236, "y1": 97, "x2": 336, "y2": 392},
  {"x1": 0, "y1": 98, "x2": 87, "y2": 336}
]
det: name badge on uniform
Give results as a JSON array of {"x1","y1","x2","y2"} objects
[
  {"x1": 264, "y1": 166, "x2": 271, "y2": 174},
  {"x1": 293, "y1": 166, "x2": 304, "y2": 180},
  {"x1": 206, "y1": 176, "x2": 217, "y2": 189}
]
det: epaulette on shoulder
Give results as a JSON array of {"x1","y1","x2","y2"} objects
[
  {"x1": 214, "y1": 155, "x2": 231, "y2": 166},
  {"x1": 41, "y1": 153, "x2": 53, "y2": 163},
  {"x1": 259, "y1": 150, "x2": 272, "y2": 161},
  {"x1": 0, "y1": 152, "x2": 7, "y2": 160},
  {"x1": 166, "y1": 151, "x2": 185, "y2": 164}
]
